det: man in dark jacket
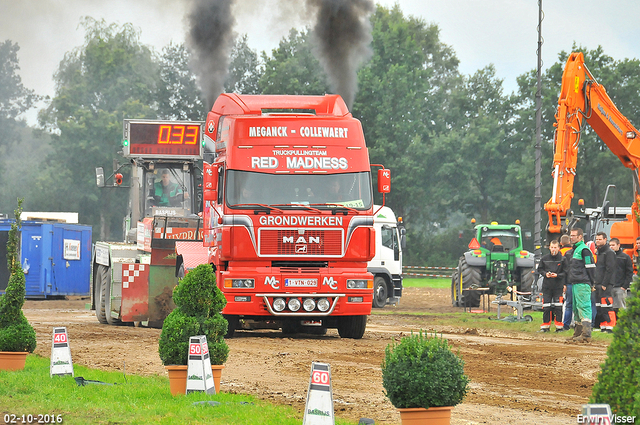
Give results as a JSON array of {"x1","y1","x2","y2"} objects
[
  {"x1": 537, "y1": 240, "x2": 567, "y2": 332},
  {"x1": 609, "y1": 237, "x2": 633, "y2": 320},
  {"x1": 566, "y1": 228, "x2": 596, "y2": 343},
  {"x1": 594, "y1": 232, "x2": 616, "y2": 333}
]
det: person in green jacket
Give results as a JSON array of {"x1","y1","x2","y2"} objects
[
  {"x1": 153, "y1": 169, "x2": 187, "y2": 207},
  {"x1": 565, "y1": 228, "x2": 596, "y2": 343}
]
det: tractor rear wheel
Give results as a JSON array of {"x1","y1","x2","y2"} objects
[
  {"x1": 100, "y1": 265, "x2": 121, "y2": 325},
  {"x1": 450, "y1": 269, "x2": 460, "y2": 307},
  {"x1": 95, "y1": 265, "x2": 108, "y2": 324},
  {"x1": 520, "y1": 267, "x2": 534, "y2": 293},
  {"x1": 458, "y1": 257, "x2": 482, "y2": 307}
]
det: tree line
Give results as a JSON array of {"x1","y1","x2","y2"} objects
[{"x1": 1, "y1": 6, "x2": 640, "y2": 266}]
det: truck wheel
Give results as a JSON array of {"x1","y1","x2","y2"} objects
[
  {"x1": 450, "y1": 269, "x2": 460, "y2": 307},
  {"x1": 95, "y1": 265, "x2": 108, "y2": 324},
  {"x1": 100, "y1": 265, "x2": 121, "y2": 326},
  {"x1": 337, "y1": 315, "x2": 367, "y2": 339},
  {"x1": 520, "y1": 268, "x2": 534, "y2": 293},
  {"x1": 459, "y1": 257, "x2": 482, "y2": 308},
  {"x1": 372, "y1": 276, "x2": 388, "y2": 308},
  {"x1": 225, "y1": 315, "x2": 239, "y2": 338}
]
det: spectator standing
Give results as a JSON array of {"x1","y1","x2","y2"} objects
[
  {"x1": 566, "y1": 228, "x2": 596, "y2": 343},
  {"x1": 560, "y1": 234, "x2": 573, "y2": 330},
  {"x1": 537, "y1": 240, "x2": 567, "y2": 332},
  {"x1": 594, "y1": 232, "x2": 616, "y2": 333},
  {"x1": 609, "y1": 237, "x2": 633, "y2": 320}
]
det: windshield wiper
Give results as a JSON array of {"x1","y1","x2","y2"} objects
[
  {"x1": 230, "y1": 203, "x2": 285, "y2": 213},
  {"x1": 308, "y1": 203, "x2": 359, "y2": 215},
  {"x1": 271, "y1": 203, "x2": 323, "y2": 214}
]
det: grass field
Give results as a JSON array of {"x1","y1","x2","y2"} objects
[
  {"x1": 0, "y1": 356, "x2": 355, "y2": 425},
  {"x1": 402, "y1": 277, "x2": 450, "y2": 288}
]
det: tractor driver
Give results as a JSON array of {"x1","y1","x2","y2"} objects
[
  {"x1": 483, "y1": 235, "x2": 502, "y2": 251},
  {"x1": 152, "y1": 169, "x2": 189, "y2": 207}
]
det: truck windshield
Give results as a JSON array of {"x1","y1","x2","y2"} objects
[
  {"x1": 144, "y1": 167, "x2": 193, "y2": 216},
  {"x1": 226, "y1": 170, "x2": 373, "y2": 210}
]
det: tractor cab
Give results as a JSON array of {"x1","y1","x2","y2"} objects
[
  {"x1": 143, "y1": 164, "x2": 195, "y2": 218},
  {"x1": 95, "y1": 120, "x2": 204, "y2": 243}
]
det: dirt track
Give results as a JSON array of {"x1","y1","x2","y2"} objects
[{"x1": 22, "y1": 287, "x2": 607, "y2": 424}]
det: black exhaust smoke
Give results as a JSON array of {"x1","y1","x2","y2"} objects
[
  {"x1": 186, "y1": 0, "x2": 236, "y2": 108},
  {"x1": 306, "y1": 0, "x2": 374, "y2": 109}
]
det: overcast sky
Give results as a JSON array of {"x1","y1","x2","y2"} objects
[{"x1": 2, "y1": 0, "x2": 640, "y2": 125}]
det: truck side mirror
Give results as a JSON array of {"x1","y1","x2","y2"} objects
[
  {"x1": 203, "y1": 162, "x2": 219, "y2": 202},
  {"x1": 96, "y1": 167, "x2": 105, "y2": 188},
  {"x1": 400, "y1": 227, "x2": 406, "y2": 250},
  {"x1": 377, "y1": 168, "x2": 390, "y2": 193}
]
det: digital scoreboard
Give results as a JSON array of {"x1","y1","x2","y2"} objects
[{"x1": 123, "y1": 120, "x2": 204, "y2": 159}]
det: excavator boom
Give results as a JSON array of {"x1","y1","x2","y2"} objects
[{"x1": 545, "y1": 52, "x2": 640, "y2": 246}]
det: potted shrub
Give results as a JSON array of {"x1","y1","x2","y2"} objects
[
  {"x1": 158, "y1": 263, "x2": 228, "y2": 395},
  {"x1": 0, "y1": 199, "x2": 37, "y2": 371},
  {"x1": 381, "y1": 331, "x2": 469, "y2": 424}
]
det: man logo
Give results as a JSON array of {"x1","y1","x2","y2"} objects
[
  {"x1": 283, "y1": 236, "x2": 321, "y2": 244},
  {"x1": 295, "y1": 245, "x2": 307, "y2": 254},
  {"x1": 322, "y1": 277, "x2": 338, "y2": 290},
  {"x1": 265, "y1": 276, "x2": 280, "y2": 290}
]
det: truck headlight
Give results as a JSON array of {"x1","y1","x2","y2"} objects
[
  {"x1": 347, "y1": 279, "x2": 372, "y2": 289},
  {"x1": 273, "y1": 297, "x2": 286, "y2": 312},
  {"x1": 317, "y1": 298, "x2": 330, "y2": 312},
  {"x1": 224, "y1": 278, "x2": 255, "y2": 288},
  {"x1": 288, "y1": 298, "x2": 301, "y2": 312},
  {"x1": 303, "y1": 298, "x2": 316, "y2": 312}
]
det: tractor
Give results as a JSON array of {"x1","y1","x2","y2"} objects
[{"x1": 451, "y1": 221, "x2": 535, "y2": 307}]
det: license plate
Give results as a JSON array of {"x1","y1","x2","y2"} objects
[{"x1": 285, "y1": 278, "x2": 318, "y2": 287}]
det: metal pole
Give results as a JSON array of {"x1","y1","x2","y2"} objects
[{"x1": 534, "y1": 0, "x2": 543, "y2": 260}]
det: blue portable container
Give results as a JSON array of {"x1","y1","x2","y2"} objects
[{"x1": 0, "y1": 220, "x2": 92, "y2": 298}]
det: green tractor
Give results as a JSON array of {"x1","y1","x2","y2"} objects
[{"x1": 451, "y1": 221, "x2": 535, "y2": 307}]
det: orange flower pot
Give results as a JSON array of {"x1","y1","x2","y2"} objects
[
  {"x1": 397, "y1": 406, "x2": 454, "y2": 425},
  {"x1": 211, "y1": 364, "x2": 224, "y2": 394},
  {"x1": 165, "y1": 364, "x2": 224, "y2": 395},
  {"x1": 0, "y1": 351, "x2": 28, "y2": 371}
]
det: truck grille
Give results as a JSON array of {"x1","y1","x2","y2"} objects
[
  {"x1": 259, "y1": 229, "x2": 343, "y2": 256},
  {"x1": 279, "y1": 267, "x2": 321, "y2": 274}
]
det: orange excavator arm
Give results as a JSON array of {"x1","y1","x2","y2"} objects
[{"x1": 544, "y1": 52, "x2": 640, "y2": 241}]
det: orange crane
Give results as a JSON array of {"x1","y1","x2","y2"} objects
[{"x1": 544, "y1": 52, "x2": 640, "y2": 250}]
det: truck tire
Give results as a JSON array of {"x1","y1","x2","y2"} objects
[
  {"x1": 520, "y1": 268, "x2": 534, "y2": 293},
  {"x1": 337, "y1": 315, "x2": 367, "y2": 339},
  {"x1": 372, "y1": 276, "x2": 388, "y2": 308},
  {"x1": 225, "y1": 315, "x2": 239, "y2": 338},
  {"x1": 450, "y1": 269, "x2": 460, "y2": 307},
  {"x1": 459, "y1": 257, "x2": 482, "y2": 308},
  {"x1": 101, "y1": 265, "x2": 121, "y2": 326},
  {"x1": 95, "y1": 265, "x2": 108, "y2": 324}
]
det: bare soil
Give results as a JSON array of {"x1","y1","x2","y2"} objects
[{"x1": 22, "y1": 287, "x2": 607, "y2": 424}]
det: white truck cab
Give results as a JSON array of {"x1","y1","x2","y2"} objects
[{"x1": 369, "y1": 205, "x2": 405, "y2": 308}]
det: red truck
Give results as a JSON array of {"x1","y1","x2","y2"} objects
[{"x1": 183, "y1": 94, "x2": 389, "y2": 339}]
